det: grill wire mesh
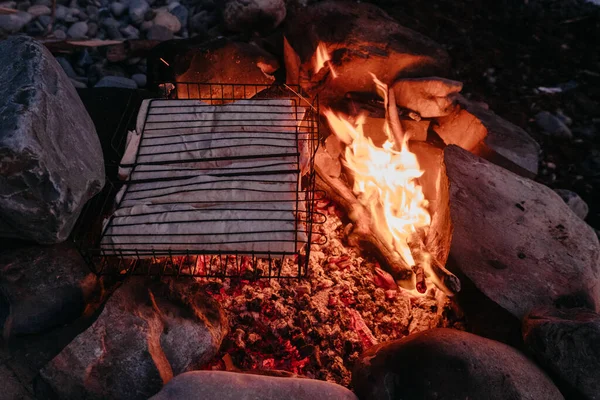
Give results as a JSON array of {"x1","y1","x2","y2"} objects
[{"x1": 72, "y1": 83, "x2": 324, "y2": 279}]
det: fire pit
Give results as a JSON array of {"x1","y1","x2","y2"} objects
[{"x1": 1, "y1": 1, "x2": 599, "y2": 399}]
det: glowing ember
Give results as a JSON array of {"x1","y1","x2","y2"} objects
[
  {"x1": 323, "y1": 77, "x2": 431, "y2": 271},
  {"x1": 313, "y1": 43, "x2": 338, "y2": 78}
]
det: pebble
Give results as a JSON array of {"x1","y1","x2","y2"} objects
[
  {"x1": 95, "y1": 76, "x2": 138, "y2": 89},
  {"x1": 153, "y1": 10, "x2": 181, "y2": 32},
  {"x1": 554, "y1": 189, "x2": 589, "y2": 220},
  {"x1": 27, "y1": 4, "x2": 51, "y2": 17},
  {"x1": 38, "y1": 14, "x2": 51, "y2": 28},
  {"x1": 169, "y1": 3, "x2": 188, "y2": 28},
  {"x1": 110, "y1": 2, "x2": 127, "y2": 17},
  {"x1": 535, "y1": 111, "x2": 573, "y2": 139},
  {"x1": 189, "y1": 10, "x2": 214, "y2": 34},
  {"x1": 0, "y1": 11, "x2": 33, "y2": 33},
  {"x1": 54, "y1": 5, "x2": 68, "y2": 21},
  {"x1": 129, "y1": 0, "x2": 150, "y2": 25},
  {"x1": 86, "y1": 5, "x2": 99, "y2": 21},
  {"x1": 56, "y1": 56, "x2": 77, "y2": 78},
  {"x1": 120, "y1": 24, "x2": 140, "y2": 39},
  {"x1": 25, "y1": 20, "x2": 45, "y2": 35},
  {"x1": 87, "y1": 22, "x2": 98, "y2": 37},
  {"x1": 67, "y1": 21, "x2": 88, "y2": 39},
  {"x1": 132, "y1": 73, "x2": 147, "y2": 88},
  {"x1": 140, "y1": 20, "x2": 153, "y2": 31},
  {"x1": 70, "y1": 78, "x2": 87, "y2": 89},
  {"x1": 146, "y1": 24, "x2": 173, "y2": 40},
  {"x1": 53, "y1": 29, "x2": 67, "y2": 40}
]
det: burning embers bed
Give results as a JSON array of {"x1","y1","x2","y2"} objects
[{"x1": 198, "y1": 203, "x2": 463, "y2": 386}]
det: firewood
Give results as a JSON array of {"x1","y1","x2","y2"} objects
[
  {"x1": 314, "y1": 164, "x2": 413, "y2": 282},
  {"x1": 407, "y1": 230, "x2": 461, "y2": 295},
  {"x1": 316, "y1": 157, "x2": 461, "y2": 294},
  {"x1": 412, "y1": 265, "x2": 427, "y2": 294}
]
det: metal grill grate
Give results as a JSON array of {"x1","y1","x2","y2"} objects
[{"x1": 72, "y1": 83, "x2": 325, "y2": 279}]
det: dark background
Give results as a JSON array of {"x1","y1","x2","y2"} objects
[{"x1": 366, "y1": 0, "x2": 600, "y2": 231}]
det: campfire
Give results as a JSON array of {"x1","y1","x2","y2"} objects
[{"x1": 2, "y1": 1, "x2": 597, "y2": 399}]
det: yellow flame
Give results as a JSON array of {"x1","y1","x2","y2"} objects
[
  {"x1": 324, "y1": 78, "x2": 430, "y2": 267},
  {"x1": 313, "y1": 43, "x2": 338, "y2": 78}
]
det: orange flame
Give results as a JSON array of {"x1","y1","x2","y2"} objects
[
  {"x1": 324, "y1": 77, "x2": 430, "y2": 268},
  {"x1": 313, "y1": 43, "x2": 338, "y2": 79}
]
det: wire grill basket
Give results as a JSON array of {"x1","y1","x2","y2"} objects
[{"x1": 72, "y1": 83, "x2": 324, "y2": 279}]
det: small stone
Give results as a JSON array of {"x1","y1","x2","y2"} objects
[
  {"x1": 169, "y1": 4, "x2": 188, "y2": 28},
  {"x1": 110, "y1": 1, "x2": 126, "y2": 17},
  {"x1": 189, "y1": 10, "x2": 214, "y2": 34},
  {"x1": 86, "y1": 5, "x2": 99, "y2": 21},
  {"x1": 132, "y1": 73, "x2": 147, "y2": 87},
  {"x1": 0, "y1": 11, "x2": 33, "y2": 33},
  {"x1": 53, "y1": 28, "x2": 67, "y2": 40},
  {"x1": 140, "y1": 20, "x2": 153, "y2": 31},
  {"x1": 27, "y1": 4, "x2": 51, "y2": 17},
  {"x1": 55, "y1": 56, "x2": 76, "y2": 78},
  {"x1": 38, "y1": 14, "x2": 51, "y2": 27},
  {"x1": 67, "y1": 21, "x2": 87, "y2": 39},
  {"x1": 16, "y1": 0, "x2": 30, "y2": 11},
  {"x1": 554, "y1": 189, "x2": 589, "y2": 220},
  {"x1": 70, "y1": 78, "x2": 87, "y2": 88},
  {"x1": 129, "y1": 0, "x2": 149, "y2": 25},
  {"x1": 87, "y1": 21, "x2": 98, "y2": 36},
  {"x1": 535, "y1": 111, "x2": 573, "y2": 139},
  {"x1": 153, "y1": 10, "x2": 181, "y2": 33},
  {"x1": 75, "y1": 49, "x2": 94, "y2": 68},
  {"x1": 95, "y1": 75, "x2": 138, "y2": 89},
  {"x1": 102, "y1": 17, "x2": 123, "y2": 39},
  {"x1": 25, "y1": 19, "x2": 45, "y2": 35},
  {"x1": 54, "y1": 4, "x2": 68, "y2": 20},
  {"x1": 556, "y1": 109, "x2": 572, "y2": 126},
  {"x1": 120, "y1": 24, "x2": 140, "y2": 39},
  {"x1": 146, "y1": 24, "x2": 173, "y2": 41}
]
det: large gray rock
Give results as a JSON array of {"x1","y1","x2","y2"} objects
[
  {"x1": 0, "y1": 244, "x2": 98, "y2": 338},
  {"x1": 352, "y1": 328, "x2": 563, "y2": 400},
  {"x1": 523, "y1": 306, "x2": 600, "y2": 400},
  {"x1": 444, "y1": 146, "x2": 600, "y2": 319},
  {"x1": 0, "y1": 36, "x2": 104, "y2": 244},
  {"x1": 150, "y1": 371, "x2": 358, "y2": 400},
  {"x1": 40, "y1": 278, "x2": 228, "y2": 400},
  {"x1": 284, "y1": 1, "x2": 450, "y2": 106}
]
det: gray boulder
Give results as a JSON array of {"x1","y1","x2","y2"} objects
[
  {"x1": 150, "y1": 371, "x2": 358, "y2": 400},
  {"x1": 40, "y1": 278, "x2": 228, "y2": 400},
  {"x1": 523, "y1": 306, "x2": 600, "y2": 400},
  {"x1": 352, "y1": 328, "x2": 563, "y2": 400},
  {"x1": 0, "y1": 36, "x2": 104, "y2": 244},
  {"x1": 0, "y1": 244, "x2": 99, "y2": 338},
  {"x1": 444, "y1": 146, "x2": 600, "y2": 319}
]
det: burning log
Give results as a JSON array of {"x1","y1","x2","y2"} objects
[
  {"x1": 314, "y1": 163, "x2": 413, "y2": 282},
  {"x1": 407, "y1": 230, "x2": 461, "y2": 296}
]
